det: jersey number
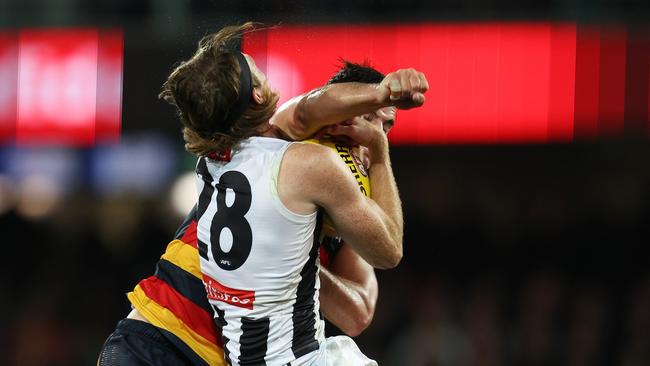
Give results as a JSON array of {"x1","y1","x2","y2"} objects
[{"x1": 199, "y1": 171, "x2": 253, "y2": 271}]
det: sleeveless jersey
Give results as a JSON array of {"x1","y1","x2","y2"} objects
[
  {"x1": 127, "y1": 136, "x2": 370, "y2": 366},
  {"x1": 125, "y1": 204, "x2": 341, "y2": 366},
  {"x1": 196, "y1": 136, "x2": 323, "y2": 365}
]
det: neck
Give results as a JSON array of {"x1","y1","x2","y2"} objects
[{"x1": 261, "y1": 124, "x2": 292, "y2": 141}]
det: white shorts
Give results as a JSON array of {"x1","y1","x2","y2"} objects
[{"x1": 293, "y1": 336, "x2": 378, "y2": 366}]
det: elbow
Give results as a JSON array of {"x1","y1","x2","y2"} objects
[
  {"x1": 345, "y1": 312, "x2": 373, "y2": 337},
  {"x1": 373, "y1": 255, "x2": 401, "y2": 270},
  {"x1": 341, "y1": 303, "x2": 375, "y2": 337},
  {"x1": 374, "y1": 225, "x2": 404, "y2": 269},
  {"x1": 385, "y1": 232, "x2": 404, "y2": 268},
  {"x1": 386, "y1": 249, "x2": 403, "y2": 269},
  {"x1": 374, "y1": 245, "x2": 402, "y2": 270}
]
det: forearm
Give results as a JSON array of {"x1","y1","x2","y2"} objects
[
  {"x1": 319, "y1": 266, "x2": 376, "y2": 337},
  {"x1": 290, "y1": 82, "x2": 391, "y2": 140},
  {"x1": 366, "y1": 138, "x2": 404, "y2": 263}
]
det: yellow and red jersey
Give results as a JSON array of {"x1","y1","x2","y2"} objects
[{"x1": 128, "y1": 209, "x2": 226, "y2": 366}]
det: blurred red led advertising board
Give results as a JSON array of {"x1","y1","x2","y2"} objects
[
  {"x1": 244, "y1": 23, "x2": 650, "y2": 144},
  {"x1": 0, "y1": 29, "x2": 122, "y2": 146}
]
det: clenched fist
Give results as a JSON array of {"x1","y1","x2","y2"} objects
[{"x1": 379, "y1": 68, "x2": 428, "y2": 110}]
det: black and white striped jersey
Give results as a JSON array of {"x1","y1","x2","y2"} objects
[{"x1": 196, "y1": 136, "x2": 325, "y2": 366}]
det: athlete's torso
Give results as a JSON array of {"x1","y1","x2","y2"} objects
[
  {"x1": 127, "y1": 137, "x2": 369, "y2": 366},
  {"x1": 196, "y1": 136, "x2": 323, "y2": 365}
]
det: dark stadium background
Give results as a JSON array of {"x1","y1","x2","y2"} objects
[{"x1": 1, "y1": 1, "x2": 650, "y2": 365}]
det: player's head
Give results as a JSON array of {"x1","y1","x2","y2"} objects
[
  {"x1": 327, "y1": 60, "x2": 396, "y2": 134},
  {"x1": 159, "y1": 22, "x2": 279, "y2": 156}
]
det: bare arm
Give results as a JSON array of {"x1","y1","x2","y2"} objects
[
  {"x1": 319, "y1": 244, "x2": 378, "y2": 337},
  {"x1": 270, "y1": 83, "x2": 390, "y2": 140},
  {"x1": 269, "y1": 69, "x2": 428, "y2": 140},
  {"x1": 279, "y1": 129, "x2": 402, "y2": 269}
]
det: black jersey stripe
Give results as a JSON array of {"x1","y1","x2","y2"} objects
[
  {"x1": 213, "y1": 305, "x2": 231, "y2": 364},
  {"x1": 239, "y1": 317, "x2": 270, "y2": 365},
  {"x1": 111, "y1": 319, "x2": 210, "y2": 366},
  {"x1": 157, "y1": 325, "x2": 211, "y2": 366},
  {"x1": 174, "y1": 204, "x2": 198, "y2": 240},
  {"x1": 291, "y1": 211, "x2": 323, "y2": 359},
  {"x1": 155, "y1": 259, "x2": 212, "y2": 314},
  {"x1": 196, "y1": 157, "x2": 215, "y2": 260}
]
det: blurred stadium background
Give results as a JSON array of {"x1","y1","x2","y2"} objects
[{"x1": 1, "y1": 1, "x2": 650, "y2": 365}]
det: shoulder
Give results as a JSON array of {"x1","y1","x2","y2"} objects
[
  {"x1": 281, "y1": 142, "x2": 362, "y2": 206},
  {"x1": 275, "y1": 142, "x2": 342, "y2": 214},
  {"x1": 284, "y1": 141, "x2": 340, "y2": 166},
  {"x1": 282, "y1": 142, "x2": 348, "y2": 181}
]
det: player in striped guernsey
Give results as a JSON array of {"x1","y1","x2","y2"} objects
[
  {"x1": 117, "y1": 112, "x2": 388, "y2": 363},
  {"x1": 97, "y1": 44, "x2": 410, "y2": 366},
  {"x1": 121, "y1": 194, "x2": 376, "y2": 366},
  {"x1": 100, "y1": 134, "x2": 382, "y2": 366},
  {"x1": 159, "y1": 23, "x2": 426, "y2": 365},
  {"x1": 98, "y1": 116, "x2": 391, "y2": 365}
]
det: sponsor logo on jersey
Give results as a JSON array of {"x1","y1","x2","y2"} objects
[
  {"x1": 203, "y1": 274, "x2": 256, "y2": 310},
  {"x1": 350, "y1": 150, "x2": 368, "y2": 177},
  {"x1": 335, "y1": 143, "x2": 368, "y2": 197}
]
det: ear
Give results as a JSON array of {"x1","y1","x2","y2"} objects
[{"x1": 252, "y1": 87, "x2": 265, "y2": 104}]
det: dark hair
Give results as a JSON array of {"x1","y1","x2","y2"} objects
[
  {"x1": 159, "y1": 22, "x2": 279, "y2": 156},
  {"x1": 327, "y1": 60, "x2": 385, "y2": 85}
]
